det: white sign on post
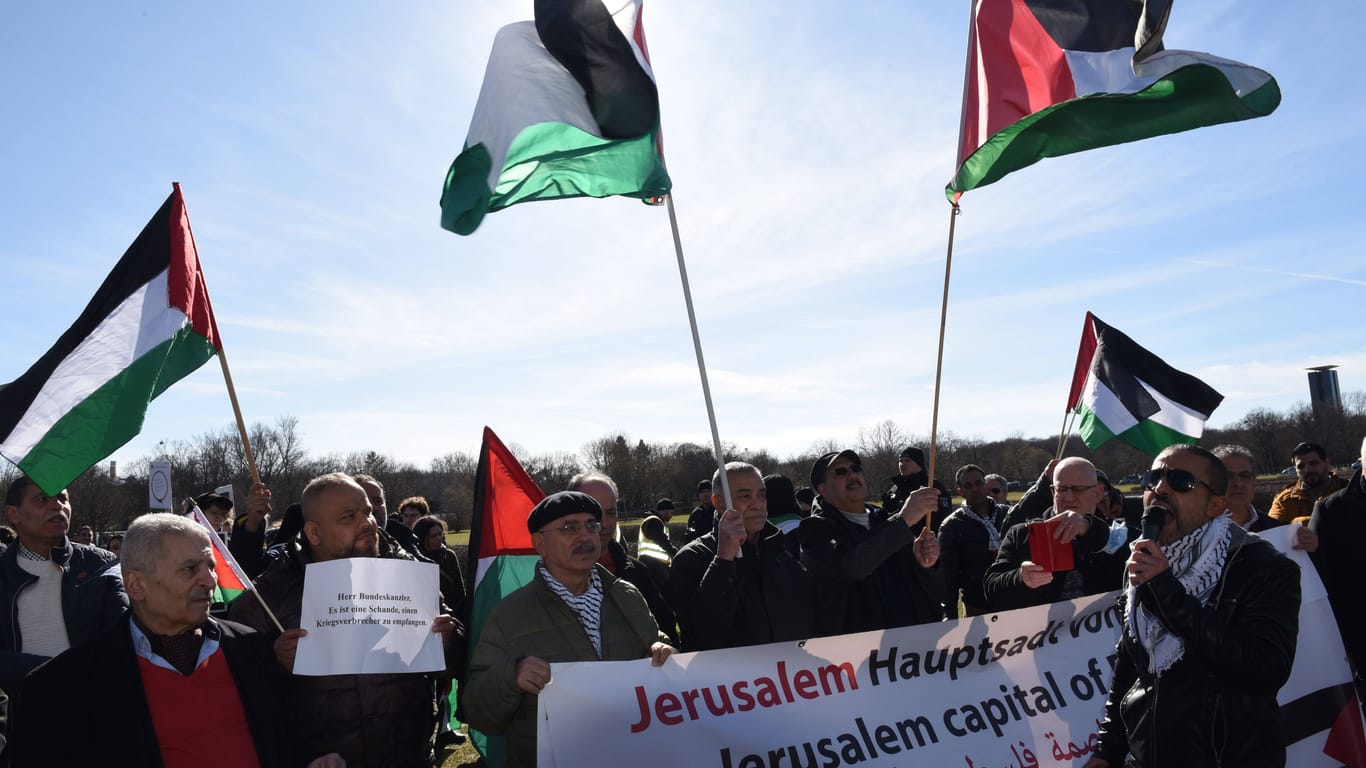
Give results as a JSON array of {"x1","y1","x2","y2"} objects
[
  {"x1": 294, "y1": 558, "x2": 445, "y2": 676},
  {"x1": 148, "y1": 461, "x2": 172, "y2": 510}
]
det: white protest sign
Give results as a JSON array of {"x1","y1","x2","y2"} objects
[
  {"x1": 294, "y1": 558, "x2": 445, "y2": 676},
  {"x1": 538, "y1": 527, "x2": 1366, "y2": 767},
  {"x1": 541, "y1": 592, "x2": 1121, "y2": 768},
  {"x1": 148, "y1": 460, "x2": 172, "y2": 510}
]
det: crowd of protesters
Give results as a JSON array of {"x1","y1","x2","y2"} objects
[{"x1": 0, "y1": 435, "x2": 1361, "y2": 766}]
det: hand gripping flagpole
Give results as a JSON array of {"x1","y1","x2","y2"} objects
[{"x1": 663, "y1": 192, "x2": 734, "y2": 515}]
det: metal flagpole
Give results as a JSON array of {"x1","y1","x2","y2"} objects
[{"x1": 663, "y1": 192, "x2": 734, "y2": 513}]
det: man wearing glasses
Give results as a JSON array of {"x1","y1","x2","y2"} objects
[
  {"x1": 984, "y1": 473, "x2": 1009, "y2": 506},
  {"x1": 797, "y1": 450, "x2": 944, "y2": 634},
  {"x1": 983, "y1": 457, "x2": 1109, "y2": 611},
  {"x1": 464, "y1": 491, "x2": 674, "y2": 768},
  {"x1": 1086, "y1": 445, "x2": 1300, "y2": 768}
]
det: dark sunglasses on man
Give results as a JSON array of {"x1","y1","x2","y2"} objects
[{"x1": 1142, "y1": 467, "x2": 1216, "y2": 494}]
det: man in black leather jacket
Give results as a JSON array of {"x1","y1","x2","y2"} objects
[{"x1": 1086, "y1": 445, "x2": 1300, "y2": 768}]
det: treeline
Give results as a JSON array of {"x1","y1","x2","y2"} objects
[{"x1": 7, "y1": 394, "x2": 1363, "y2": 538}]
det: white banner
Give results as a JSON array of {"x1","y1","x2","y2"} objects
[
  {"x1": 539, "y1": 526, "x2": 1364, "y2": 767},
  {"x1": 294, "y1": 558, "x2": 445, "y2": 676}
]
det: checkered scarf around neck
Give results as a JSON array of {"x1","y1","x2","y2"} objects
[
  {"x1": 1124, "y1": 513, "x2": 1233, "y2": 677},
  {"x1": 538, "y1": 561, "x2": 604, "y2": 657},
  {"x1": 953, "y1": 502, "x2": 1002, "y2": 551}
]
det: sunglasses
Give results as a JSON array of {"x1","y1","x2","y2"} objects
[
  {"x1": 987, "y1": 487, "x2": 1003, "y2": 494},
  {"x1": 830, "y1": 464, "x2": 864, "y2": 477},
  {"x1": 1142, "y1": 467, "x2": 1216, "y2": 494}
]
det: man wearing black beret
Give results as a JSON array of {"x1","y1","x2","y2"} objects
[{"x1": 463, "y1": 491, "x2": 674, "y2": 768}]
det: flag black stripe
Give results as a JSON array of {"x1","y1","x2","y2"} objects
[
  {"x1": 1091, "y1": 315, "x2": 1224, "y2": 416},
  {"x1": 1021, "y1": 0, "x2": 1168, "y2": 57},
  {"x1": 535, "y1": 0, "x2": 659, "y2": 139},
  {"x1": 1279, "y1": 682, "x2": 1356, "y2": 747},
  {"x1": 0, "y1": 191, "x2": 175, "y2": 440}
]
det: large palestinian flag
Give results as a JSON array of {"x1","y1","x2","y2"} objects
[
  {"x1": 947, "y1": 0, "x2": 1280, "y2": 201},
  {"x1": 461, "y1": 426, "x2": 545, "y2": 767},
  {"x1": 440, "y1": 0, "x2": 671, "y2": 235},
  {"x1": 1067, "y1": 312, "x2": 1222, "y2": 455},
  {"x1": 0, "y1": 184, "x2": 221, "y2": 494}
]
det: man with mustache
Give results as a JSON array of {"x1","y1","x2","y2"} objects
[
  {"x1": 464, "y1": 491, "x2": 673, "y2": 768},
  {"x1": 797, "y1": 449, "x2": 944, "y2": 633},
  {"x1": 230, "y1": 472, "x2": 459, "y2": 768},
  {"x1": 1085, "y1": 445, "x2": 1300, "y2": 768},
  {"x1": 0, "y1": 475, "x2": 126, "y2": 697},
  {"x1": 11, "y1": 513, "x2": 303, "y2": 767}
]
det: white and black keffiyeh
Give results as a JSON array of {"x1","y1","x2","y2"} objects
[
  {"x1": 1124, "y1": 514, "x2": 1233, "y2": 677},
  {"x1": 951, "y1": 503, "x2": 1002, "y2": 551},
  {"x1": 538, "y1": 561, "x2": 605, "y2": 657}
]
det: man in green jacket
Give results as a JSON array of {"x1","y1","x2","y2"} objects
[{"x1": 463, "y1": 491, "x2": 674, "y2": 768}]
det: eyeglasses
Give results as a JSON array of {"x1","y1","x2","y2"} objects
[
  {"x1": 538, "y1": 520, "x2": 603, "y2": 536},
  {"x1": 1143, "y1": 467, "x2": 1216, "y2": 494},
  {"x1": 1053, "y1": 484, "x2": 1097, "y2": 496},
  {"x1": 831, "y1": 464, "x2": 864, "y2": 477}
]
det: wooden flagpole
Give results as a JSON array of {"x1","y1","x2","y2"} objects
[
  {"x1": 176, "y1": 182, "x2": 262, "y2": 488},
  {"x1": 217, "y1": 351, "x2": 261, "y2": 487},
  {"x1": 664, "y1": 192, "x2": 734, "y2": 514},
  {"x1": 924, "y1": 204, "x2": 961, "y2": 530}
]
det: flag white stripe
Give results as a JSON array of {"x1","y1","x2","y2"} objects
[
  {"x1": 1083, "y1": 373, "x2": 1209, "y2": 438},
  {"x1": 467, "y1": 22, "x2": 604, "y2": 191},
  {"x1": 0, "y1": 270, "x2": 187, "y2": 459},
  {"x1": 1136, "y1": 375, "x2": 1210, "y2": 436},
  {"x1": 1064, "y1": 47, "x2": 1274, "y2": 101}
]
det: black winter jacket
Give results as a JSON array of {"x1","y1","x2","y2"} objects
[
  {"x1": 982, "y1": 508, "x2": 1109, "y2": 611},
  {"x1": 0, "y1": 538, "x2": 126, "y2": 695},
  {"x1": 1309, "y1": 468, "x2": 1366, "y2": 670},
  {"x1": 669, "y1": 522, "x2": 817, "y2": 650},
  {"x1": 228, "y1": 534, "x2": 441, "y2": 768},
  {"x1": 1094, "y1": 525, "x2": 1301, "y2": 768},
  {"x1": 12, "y1": 615, "x2": 290, "y2": 767},
  {"x1": 601, "y1": 539, "x2": 678, "y2": 645},
  {"x1": 797, "y1": 499, "x2": 945, "y2": 634}
]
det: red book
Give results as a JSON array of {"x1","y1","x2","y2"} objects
[{"x1": 1028, "y1": 518, "x2": 1075, "y2": 572}]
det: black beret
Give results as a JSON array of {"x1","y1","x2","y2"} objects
[{"x1": 527, "y1": 491, "x2": 602, "y2": 534}]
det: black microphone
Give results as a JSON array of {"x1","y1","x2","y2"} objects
[{"x1": 1140, "y1": 505, "x2": 1167, "y2": 542}]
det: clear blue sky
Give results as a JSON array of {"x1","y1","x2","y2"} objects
[{"x1": 2, "y1": 1, "x2": 1362, "y2": 472}]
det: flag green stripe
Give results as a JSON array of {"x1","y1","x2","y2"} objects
[
  {"x1": 492, "y1": 123, "x2": 669, "y2": 209},
  {"x1": 947, "y1": 63, "x2": 1281, "y2": 199},
  {"x1": 442, "y1": 123, "x2": 669, "y2": 235},
  {"x1": 1077, "y1": 402, "x2": 1199, "y2": 456},
  {"x1": 17, "y1": 325, "x2": 216, "y2": 492},
  {"x1": 466, "y1": 553, "x2": 538, "y2": 768}
]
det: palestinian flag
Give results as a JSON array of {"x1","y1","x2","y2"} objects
[
  {"x1": 440, "y1": 0, "x2": 671, "y2": 235},
  {"x1": 0, "y1": 184, "x2": 221, "y2": 494},
  {"x1": 947, "y1": 0, "x2": 1280, "y2": 201},
  {"x1": 192, "y1": 507, "x2": 252, "y2": 605},
  {"x1": 1067, "y1": 312, "x2": 1222, "y2": 455},
  {"x1": 461, "y1": 426, "x2": 545, "y2": 767}
]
